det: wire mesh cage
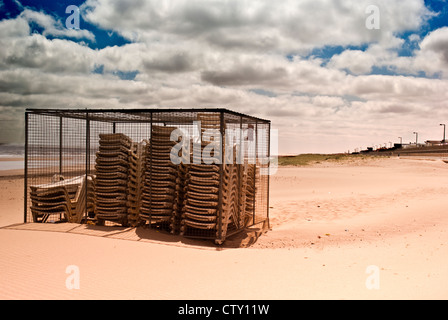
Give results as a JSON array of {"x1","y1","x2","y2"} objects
[{"x1": 24, "y1": 109, "x2": 271, "y2": 244}]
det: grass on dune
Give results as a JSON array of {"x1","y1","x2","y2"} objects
[{"x1": 277, "y1": 153, "x2": 374, "y2": 166}]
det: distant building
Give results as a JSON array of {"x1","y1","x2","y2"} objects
[
  {"x1": 425, "y1": 140, "x2": 443, "y2": 146},
  {"x1": 402, "y1": 143, "x2": 424, "y2": 149}
]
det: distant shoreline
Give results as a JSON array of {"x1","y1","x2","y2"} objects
[
  {"x1": 0, "y1": 157, "x2": 24, "y2": 162},
  {"x1": 0, "y1": 170, "x2": 24, "y2": 180}
]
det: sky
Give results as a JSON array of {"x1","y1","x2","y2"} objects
[{"x1": 0, "y1": 0, "x2": 447, "y2": 154}]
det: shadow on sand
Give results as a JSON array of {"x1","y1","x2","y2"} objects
[
  {"x1": 3, "y1": 220, "x2": 268, "y2": 249},
  {"x1": 80, "y1": 221, "x2": 269, "y2": 249}
]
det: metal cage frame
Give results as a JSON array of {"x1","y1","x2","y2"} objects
[{"x1": 24, "y1": 108, "x2": 271, "y2": 244}]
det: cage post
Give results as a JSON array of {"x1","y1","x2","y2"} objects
[
  {"x1": 85, "y1": 112, "x2": 90, "y2": 222},
  {"x1": 149, "y1": 112, "x2": 153, "y2": 225},
  {"x1": 59, "y1": 116, "x2": 63, "y2": 176},
  {"x1": 217, "y1": 111, "x2": 225, "y2": 243},
  {"x1": 23, "y1": 112, "x2": 29, "y2": 223},
  {"x1": 253, "y1": 120, "x2": 258, "y2": 225},
  {"x1": 237, "y1": 115, "x2": 243, "y2": 228},
  {"x1": 267, "y1": 121, "x2": 271, "y2": 230}
]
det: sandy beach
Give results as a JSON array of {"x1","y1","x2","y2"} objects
[{"x1": 0, "y1": 156, "x2": 447, "y2": 300}]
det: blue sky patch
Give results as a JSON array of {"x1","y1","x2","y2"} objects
[{"x1": 0, "y1": 0, "x2": 131, "y2": 49}]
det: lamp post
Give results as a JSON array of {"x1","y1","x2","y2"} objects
[
  {"x1": 413, "y1": 132, "x2": 418, "y2": 146},
  {"x1": 440, "y1": 124, "x2": 446, "y2": 143}
]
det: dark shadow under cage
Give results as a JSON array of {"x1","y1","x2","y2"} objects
[{"x1": 24, "y1": 108, "x2": 271, "y2": 244}]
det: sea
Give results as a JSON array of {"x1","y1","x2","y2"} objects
[
  {"x1": 0, "y1": 144, "x2": 92, "y2": 172},
  {"x1": 0, "y1": 144, "x2": 25, "y2": 171}
]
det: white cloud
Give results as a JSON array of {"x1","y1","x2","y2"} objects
[
  {"x1": 409, "y1": 34, "x2": 421, "y2": 42},
  {"x1": 328, "y1": 50, "x2": 376, "y2": 74},
  {"x1": 328, "y1": 26, "x2": 448, "y2": 79},
  {"x1": 416, "y1": 27, "x2": 448, "y2": 70},
  {"x1": 376, "y1": 27, "x2": 448, "y2": 78},
  {"x1": 0, "y1": 33, "x2": 95, "y2": 73},
  {"x1": 0, "y1": 16, "x2": 30, "y2": 38},
  {"x1": 81, "y1": 0, "x2": 431, "y2": 53}
]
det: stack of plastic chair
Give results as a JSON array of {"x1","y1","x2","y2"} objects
[
  {"x1": 127, "y1": 141, "x2": 145, "y2": 227},
  {"x1": 30, "y1": 175, "x2": 90, "y2": 223},
  {"x1": 219, "y1": 150, "x2": 240, "y2": 242},
  {"x1": 94, "y1": 133, "x2": 132, "y2": 226},
  {"x1": 181, "y1": 113, "x2": 223, "y2": 239},
  {"x1": 172, "y1": 162, "x2": 188, "y2": 234},
  {"x1": 243, "y1": 163, "x2": 256, "y2": 225},
  {"x1": 181, "y1": 163, "x2": 220, "y2": 233},
  {"x1": 236, "y1": 161, "x2": 256, "y2": 228},
  {"x1": 141, "y1": 126, "x2": 178, "y2": 228}
]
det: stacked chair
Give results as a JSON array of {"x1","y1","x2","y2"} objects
[
  {"x1": 172, "y1": 162, "x2": 188, "y2": 234},
  {"x1": 180, "y1": 113, "x2": 225, "y2": 240},
  {"x1": 220, "y1": 151, "x2": 240, "y2": 241},
  {"x1": 238, "y1": 162, "x2": 257, "y2": 228},
  {"x1": 30, "y1": 175, "x2": 93, "y2": 223},
  {"x1": 243, "y1": 164, "x2": 256, "y2": 223},
  {"x1": 94, "y1": 133, "x2": 132, "y2": 226},
  {"x1": 181, "y1": 162, "x2": 220, "y2": 235},
  {"x1": 141, "y1": 126, "x2": 178, "y2": 229},
  {"x1": 179, "y1": 114, "x2": 258, "y2": 243},
  {"x1": 127, "y1": 141, "x2": 145, "y2": 227}
]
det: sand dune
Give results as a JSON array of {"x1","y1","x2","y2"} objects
[{"x1": 0, "y1": 157, "x2": 447, "y2": 299}]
